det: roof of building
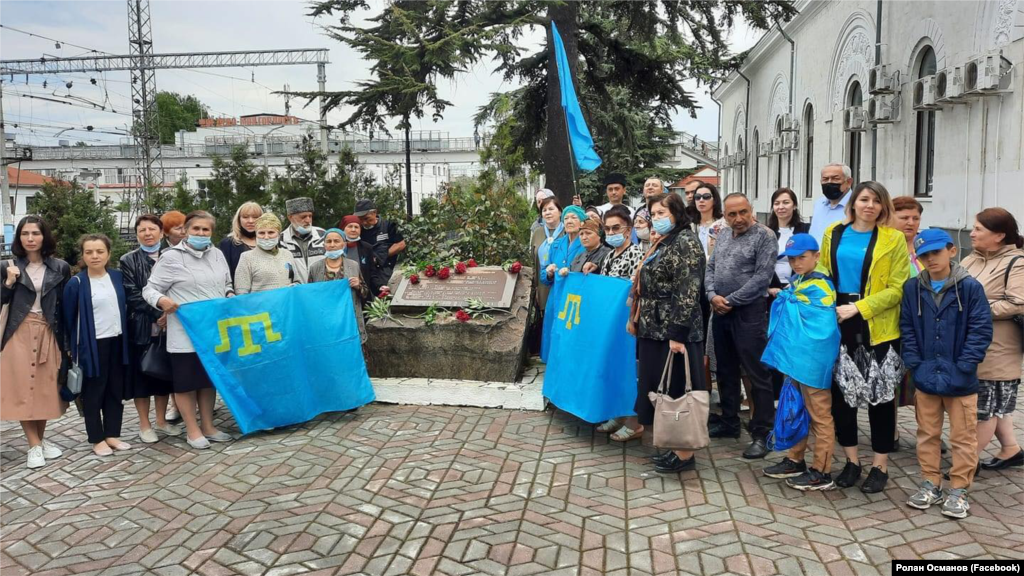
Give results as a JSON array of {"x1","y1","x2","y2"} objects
[
  {"x1": 670, "y1": 166, "x2": 719, "y2": 189},
  {"x1": 6, "y1": 166, "x2": 55, "y2": 187}
]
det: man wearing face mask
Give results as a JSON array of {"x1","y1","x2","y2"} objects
[
  {"x1": 280, "y1": 197, "x2": 327, "y2": 284},
  {"x1": 597, "y1": 173, "x2": 636, "y2": 218},
  {"x1": 355, "y1": 199, "x2": 406, "y2": 283},
  {"x1": 808, "y1": 163, "x2": 854, "y2": 244}
]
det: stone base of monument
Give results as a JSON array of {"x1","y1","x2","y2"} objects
[
  {"x1": 364, "y1": 266, "x2": 534, "y2": 384},
  {"x1": 370, "y1": 361, "x2": 545, "y2": 410}
]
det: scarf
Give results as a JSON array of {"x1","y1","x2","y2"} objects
[{"x1": 538, "y1": 223, "x2": 564, "y2": 268}]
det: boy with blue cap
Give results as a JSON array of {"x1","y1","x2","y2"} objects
[
  {"x1": 900, "y1": 228, "x2": 992, "y2": 519},
  {"x1": 761, "y1": 234, "x2": 842, "y2": 491}
]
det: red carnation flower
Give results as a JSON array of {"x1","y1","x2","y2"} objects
[
  {"x1": 455, "y1": 262, "x2": 467, "y2": 275},
  {"x1": 509, "y1": 261, "x2": 522, "y2": 274},
  {"x1": 424, "y1": 265, "x2": 436, "y2": 278},
  {"x1": 438, "y1": 266, "x2": 451, "y2": 280},
  {"x1": 467, "y1": 259, "x2": 478, "y2": 268},
  {"x1": 378, "y1": 288, "x2": 390, "y2": 299},
  {"x1": 455, "y1": 309, "x2": 471, "y2": 323},
  {"x1": 409, "y1": 274, "x2": 420, "y2": 285}
]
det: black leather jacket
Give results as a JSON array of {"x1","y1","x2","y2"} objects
[
  {"x1": 119, "y1": 248, "x2": 163, "y2": 347},
  {"x1": 1, "y1": 257, "x2": 71, "y2": 352}
]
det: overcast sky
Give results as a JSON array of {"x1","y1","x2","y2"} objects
[{"x1": 1, "y1": 1, "x2": 763, "y2": 147}]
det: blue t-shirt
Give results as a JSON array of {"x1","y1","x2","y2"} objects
[
  {"x1": 930, "y1": 279, "x2": 946, "y2": 293},
  {"x1": 836, "y1": 227, "x2": 872, "y2": 294}
]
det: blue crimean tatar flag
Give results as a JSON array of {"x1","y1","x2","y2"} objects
[
  {"x1": 551, "y1": 21, "x2": 602, "y2": 172},
  {"x1": 177, "y1": 281, "x2": 375, "y2": 434},
  {"x1": 543, "y1": 272, "x2": 636, "y2": 423}
]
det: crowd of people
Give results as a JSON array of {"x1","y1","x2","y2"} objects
[
  {"x1": 0, "y1": 197, "x2": 403, "y2": 459},
  {"x1": 530, "y1": 164, "x2": 1022, "y2": 519},
  {"x1": 2, "y1": 164, "x2": 1021, "y2": 522}
]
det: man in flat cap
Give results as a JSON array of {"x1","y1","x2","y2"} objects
[
  {"x1": 597, "y1": 173, "x2": 635, "y2": 218},
  {"x1": 280, "y1": 196, "x2": 327, "y2": 282},
  {"x1": 355, "y1": 199, "x2": 406, "y2": 282}
]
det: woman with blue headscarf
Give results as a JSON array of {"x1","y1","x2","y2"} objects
[{"x1": 541, "y1": 205, "x2": 586, "y2": 287}]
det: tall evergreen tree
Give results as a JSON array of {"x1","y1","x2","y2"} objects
[{"x1": 302, "y1": 0, "x2": 796, "y2": 206}]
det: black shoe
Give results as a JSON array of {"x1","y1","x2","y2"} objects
[
  {"x1": 787, "y1": 468, "x2": 835, "y2": 491},
  {"x1": 649, "y1": 450, "x2": 673, "y2": 464},
  {"x1": 654, "y1": 453, "x2": 696, "y2": 473},
  {"x1": 708, "y1": 422, "x2": 741, "y2": 439},
  {"x1": 860, "y1": 466, "x2": 889, "y2": 494},
  {"x1": 763, "y1": 457, "x2": 807, "y2": 479},
  {"x1": 834, "y1": 460, "x2": 863, "y2": 488},
  {"x1": 742, "y1": 437, "x2": 770, "y2": 460},
  {"x1": 981, "y1": 449, "x2": 1024, "y2": 470}
]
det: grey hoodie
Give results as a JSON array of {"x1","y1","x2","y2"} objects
[{"x1": 917, "y1": 261, "x2": 972, "y2": 311}]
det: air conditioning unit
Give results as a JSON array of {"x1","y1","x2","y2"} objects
[
  {"x1": 913, "y1": 76, "x2": 940, "y2": 110},
  {"x1": 869, "y1": 64, "x2": 895, "y2": 94},
  {"x1": 867, "y1": 94, "x2": 899, "y2": 124},
  {"x1": 843, "y1": 107, "x2": 867, "y2": 132},
  {"x1": 769, "y1": 137, "x2": 782, "y2": 155},
  {"x1": 936, "y1": 66, "x2": 967, "y2": 103},
  {"x1": 759, "y1": 142, "x2": 772, "y2": 157},
  {"x1": 782, "y1": 131, "x2": 798, "y2": 151},
  {"x1": 964, "y1": 52, "x2": 1013, "y2": 95},
  {"x1": 778, "y1": 113, "x2": 800, "y2": 133}
]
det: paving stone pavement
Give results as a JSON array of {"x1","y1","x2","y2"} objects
[{"x1": 2, "y1": 398, "x2": 1022, "y2": 576}]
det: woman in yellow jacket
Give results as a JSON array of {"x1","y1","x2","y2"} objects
[{"x1": 818, "y1": 181, "x2": 910, "y2": 494}]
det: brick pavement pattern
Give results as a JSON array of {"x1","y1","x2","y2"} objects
[{"x1": 2, "y1": 400, "x2": 1022, "y2": 576}]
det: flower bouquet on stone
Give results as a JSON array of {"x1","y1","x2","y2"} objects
[{"x1": 501, "y1": 259, "x2": 522, "y2": 274}]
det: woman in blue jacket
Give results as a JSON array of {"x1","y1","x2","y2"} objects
[
  {"x1": 540, "y1": 205, "x2": 586, "y2": 286},
  {"x1": 63, "y1": 234, "x2": 131, "y2": 457}
]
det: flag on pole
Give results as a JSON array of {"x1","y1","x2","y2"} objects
[
  {"x1": 551, "y1": 21, "x2": 602, "y2": 172},
  {"x1": 177, "y1": 282, "x2": 375, "y2": 434},
  {"x1": 542, "y1": 272, "x2": 636, "y2": 423}
]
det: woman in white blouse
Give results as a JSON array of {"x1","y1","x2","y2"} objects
[{"x1": 143, "y1": 211, "x2": 235, "y2": 450}]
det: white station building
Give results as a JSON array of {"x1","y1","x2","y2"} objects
[{"x1": 714, "y1": 0, "x2": 1024, "y2": 234}]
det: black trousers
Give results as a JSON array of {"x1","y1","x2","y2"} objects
[
  {"x1": 82, "y1": 336, "x2": 125, "y2": 444},
  {"x1": 831, "y1": 299, "x2": 897, "y2": 454},
  {"x1": 712, "y1": 298, "x2": 776, "y2": 438},
  {"x1": 635, "y1": 338, "x2": 706, "y2": 427}
]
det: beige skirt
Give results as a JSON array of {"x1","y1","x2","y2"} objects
[{"x1": 0, "y1": 313, "x2": 69, "y2": 421}]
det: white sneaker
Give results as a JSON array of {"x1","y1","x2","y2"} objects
[
  {"x1": 186, "y1": 435, "x2": 211, "y2": 450},
  {"x1": 153, "y1": 423, "x2": 183, "y2": 436},
  {"x1": 165, "y1": 404, "x2": 180, "y2": 422},
  {"x1": 40, "y1": 440, "x2": 62, "y2": 459},
  {"x1": 139, "y1": 429, "x2": 159, "y2": 444},
  {"x1": 206, "y1": 431, "x2": 233, "y2": 443},
  {"x1": 26, "y1": 445, "x2": 45, "y2": 469}
]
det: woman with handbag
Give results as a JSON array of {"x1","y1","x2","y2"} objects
[
  {"x1": 0, "y1": 216, "x2": 71, "y2": 469},
  {"x1": 961, "y1": 208, "x2": 1024, "y2": 470},
  {"x1": 143, "y1": 210, "x2": 236, "y2": 450},
  {"x1": 627, "y1": 192, "x2": 708, "y2": 472},
  {"x1": 120, "y1": 214, "x2": 181, "y2": 444},
  {"x1": 63, "y1": 234, "x2": 132, "y2": 457}
]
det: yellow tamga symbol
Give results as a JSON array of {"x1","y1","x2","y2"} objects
[
  {"x1": 214, "y1": 312, "x2": 282, "y2": 357},
  {"x1": 558, "y1": 293, "x2": 582, "y2": 329}
]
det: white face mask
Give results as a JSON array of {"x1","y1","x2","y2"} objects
[
  {"x1": 257, "y1": 238, "x2": 279, "y2": 251},
  {"x1": 636, "y1": 228, "x2": 651, "y2": 241}
]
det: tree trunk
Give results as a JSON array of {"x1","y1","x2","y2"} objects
[{"x1": 544, "y1": 1, "x2": 579, "y2": 207}]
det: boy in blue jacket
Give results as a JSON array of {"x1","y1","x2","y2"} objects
[{"x1": 900, "y1": 229, "x2": 992, "y2": 519}]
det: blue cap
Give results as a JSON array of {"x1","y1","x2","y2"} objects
[
  {"x1": 780, "y1": 233, "x2": 819, "y2": 258},
  {"x1": 914, "y1": 228, "x2": 954, "y2": 256}
]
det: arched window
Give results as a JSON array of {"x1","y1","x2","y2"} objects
[
  {"x1": 775, "y1": 117, "x2": 784, "y2": 189},
  {"x1": 803, "y1": 104, "x2": 814, "y2": 199},
  {"x1": 752, "y1": 128, "x2": 760, "y2": 199},
  {"x1": 914, "y1": 46, "x2": 937, "y2": 197},
  {"x1": 847, "y1": 81, "x2": 863, "y2": 185}
]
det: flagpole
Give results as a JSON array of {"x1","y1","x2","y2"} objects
[{"x1": 561, "y1": 107, "x2": 580, "y2": 202}]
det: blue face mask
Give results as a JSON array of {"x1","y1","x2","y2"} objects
[
  {"x1": 186, "y1": 235, "x2": 211, "y2": 250},
  {"x1": 139, "y1": 242, "x2": 160, "y2": 254},
  {"x1": 652, "y1": 217, "x2": 673, "y2": 235},
  {"x1": 325, "y1": 249, "x2": 345, "y2": 260},
  {"x1": 293, "y1": 225, "x2": 310, "y2": 236},
  {"x1": 605, "y1": 233, "x2": 626, "y2": 248}
]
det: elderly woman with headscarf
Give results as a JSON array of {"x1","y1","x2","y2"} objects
[
  {"x1": 541, "y1": 205, "x2": 586, "y2": 286},
  {"x1": 570, "y1": 218, "x2": 611, "y2": 273},
  {"x1": 233, "y1": 213, "x2": 303, "y2": 295},
  {"x1": 632, "y1": 208, "x2": 653, "y2": 252},
  {"x1": 309, "y1": 228, "x2": 369, "y2": 343},
  {"x1": 337, "y1": 215, "x2": 387, "y2": 297}
]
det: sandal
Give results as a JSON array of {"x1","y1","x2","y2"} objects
[
  {"x1": 93, "y1": 443, "x2": 113, "y2": 457},
  {"x1": 596, "y1": 419, "x2": 622, "y2": 433},
  {"x1": 610, "y1": 425, "x2": 644, "y2": 442}
]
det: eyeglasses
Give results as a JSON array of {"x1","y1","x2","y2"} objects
[
  {"x1": 603, "y1": 225, "x2": 628, "y2": 234},
  {"x1": 693, "y1": 193, "x2": 714, "y2": 201}
]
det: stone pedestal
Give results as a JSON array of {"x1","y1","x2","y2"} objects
[{"x1": 364, "y1": 267, "x2": 533, "y2": 383}]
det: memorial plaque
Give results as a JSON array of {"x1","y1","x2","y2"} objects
[{"x1": 391, "y1": 266, "x2": 517, "y2": 309}]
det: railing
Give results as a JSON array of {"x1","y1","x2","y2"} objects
[{"x1": 671, "y1": 130, "x2": 719, "y2": 163}]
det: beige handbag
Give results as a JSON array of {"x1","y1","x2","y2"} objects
[{"x1": 647, "y1": 347, "x2": 710, "y2": 450}]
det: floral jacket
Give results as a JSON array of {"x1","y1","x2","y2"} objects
[{"x1": 635, "y1": 227, "x2": 706, "y2": 343}]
